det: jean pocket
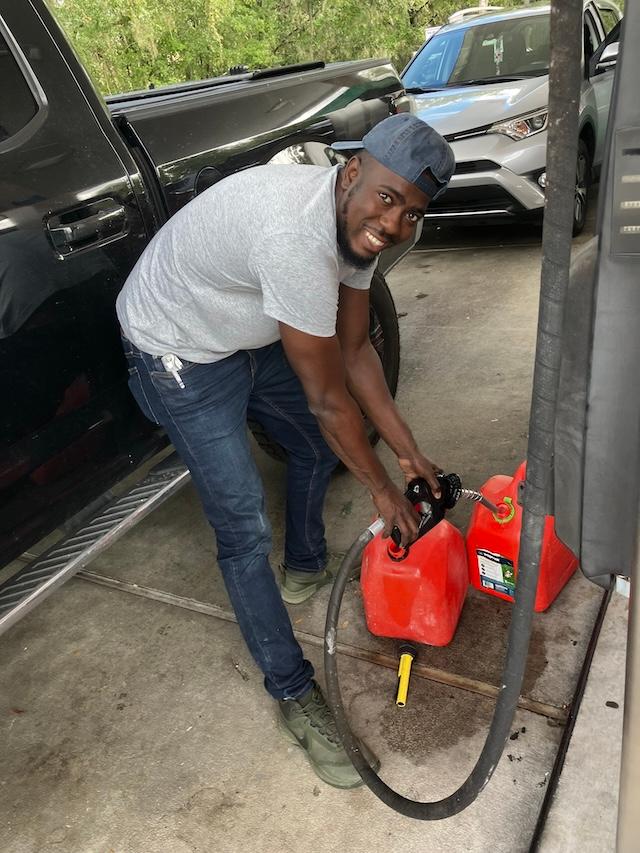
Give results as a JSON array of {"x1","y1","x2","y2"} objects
[
  {"x1": 149, "y1": 355, "x2": 251, "y2": 439},
  {"x1": 149, "y1": 356, "x2": 200, "y2": 384},
  {"x1": 127, "y1": 363, "x2": 161, "y2": 425}
]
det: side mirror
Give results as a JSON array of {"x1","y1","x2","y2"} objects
[{"x1": 592, "y1": 41, "x2": 619, "y2": 75}]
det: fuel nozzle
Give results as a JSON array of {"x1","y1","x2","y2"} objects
[
  {"x1": 390, "y1": 472, "x2": 462, "y2": 551},
  {"x1": 407, "y1": 472, "x2": 463, "y2": 511}
]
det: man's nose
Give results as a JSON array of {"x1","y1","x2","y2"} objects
[{"x1": 379, "y1": 208, "x2": 403, "y2": 238}]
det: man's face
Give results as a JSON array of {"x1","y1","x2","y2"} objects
[{"x1": 336, "y1": 154, "x2": 430, "y2": 269}]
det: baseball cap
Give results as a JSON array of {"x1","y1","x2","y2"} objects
[{"x1": 332, "y1": 113, "x2": 455, "y2": 201}]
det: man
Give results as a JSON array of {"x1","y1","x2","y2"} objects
[{"x1": 116, "y1": 113, "x2": 455, "y2": 789}]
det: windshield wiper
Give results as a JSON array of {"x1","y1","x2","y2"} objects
[
  {"x1": 449, "y1": 75, "x2": 532, "y2": 86},
  {"x1": 403, "y1": 85, "x2": 447, "y2": 94}
]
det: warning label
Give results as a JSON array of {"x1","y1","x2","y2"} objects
[{"x1": 477, "y1": 549, "x2": 516, "y2": 598}]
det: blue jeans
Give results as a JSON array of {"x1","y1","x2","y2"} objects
[{"x1": 121, "y1": 336, "x2": 338, "y2": 700}]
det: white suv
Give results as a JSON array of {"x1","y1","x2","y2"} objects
[{"x1": 402, "y1": 2, "x2": 622, "y2": 234}]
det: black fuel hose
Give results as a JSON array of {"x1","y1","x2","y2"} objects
[{"x1": 324, "y1": 0, "x2": 584, "y2": 818}]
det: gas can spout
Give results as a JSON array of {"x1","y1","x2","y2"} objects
[{"x1": 460, "y1": 488, "x2": 500, "y2": 515}]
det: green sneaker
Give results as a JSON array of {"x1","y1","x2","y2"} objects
[
  {"x1": 277, "y1": 682, "x2": 379, "y2": 789},
  {"x1": 279, "y1": 565, "x2": 334, "y2": 604},
  {"x1": 279, "y1": 554, "x2": 359, "y2": 604}
]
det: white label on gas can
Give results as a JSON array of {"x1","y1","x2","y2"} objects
[{"x1": 476, "y1": 549, "x2": 516, "y2": 596}]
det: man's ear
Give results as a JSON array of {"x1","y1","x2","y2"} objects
[{"x1": 340, "y1": 155, "x2": 362, "y2": 189}]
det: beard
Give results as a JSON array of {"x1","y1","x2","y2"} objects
[{"x1": 336, "y1": 191, "x2": 376, "y2": 270}]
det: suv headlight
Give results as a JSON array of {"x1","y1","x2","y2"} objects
[{"x1": 490, "y1": 109, "x2": 548, "y2": 141}]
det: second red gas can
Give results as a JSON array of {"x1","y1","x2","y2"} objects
[{"x1": 466, "y1": 461, "x2": 578, "y2": 612}]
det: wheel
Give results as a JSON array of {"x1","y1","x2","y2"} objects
[
  {"x1": 573, "y1": 138, "x2": 592, "y2": 236},
  {"x1": 249, "y1": 270, "x2": 401, "y2": 462}
]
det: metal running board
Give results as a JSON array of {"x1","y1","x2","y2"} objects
[{"x1": 0, "y1": 454, "x2": 190, "y2": 636}]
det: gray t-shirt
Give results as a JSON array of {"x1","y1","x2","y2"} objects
[{"x1": 116, "y1": 164, "x2": 375, "y2": 362}]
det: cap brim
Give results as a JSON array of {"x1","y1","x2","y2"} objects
[{"x1": 330, "y1": 140, "x2": 365, "y2": 151}]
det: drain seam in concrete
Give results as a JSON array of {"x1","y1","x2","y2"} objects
[{"x1": 77, "y1": 569, "x2": 567, "y2": 722}]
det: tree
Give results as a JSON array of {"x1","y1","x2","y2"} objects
[{"x1": 45, "y1": 0, "x2": 508, "y2": 95}]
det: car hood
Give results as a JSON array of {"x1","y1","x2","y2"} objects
[{"x1": 408, "y1": 76, "x2": 549, "y2": 136}]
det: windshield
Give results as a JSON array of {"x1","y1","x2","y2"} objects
[{"x1": 403, "y1": 13, "x2": 550, "y2": 89}]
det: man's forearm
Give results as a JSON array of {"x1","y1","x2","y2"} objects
[
  {"x1": 344, "y1": 343, "x2": 420, "y2": 462},
  {"x1": 311, "y1": 391, "x2": 426, "y2": 543},
  {"x1": 310, "y1": 393, "x2": 393, "y2": 494}
]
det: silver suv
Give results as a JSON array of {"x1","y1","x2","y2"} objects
[{"x1": 402, "y1": 2, "x2": 622, "y2": 234}]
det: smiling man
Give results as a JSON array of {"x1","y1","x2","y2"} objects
[{"x1": 116, "y1": 113, "x2": 454, "y2": 789}]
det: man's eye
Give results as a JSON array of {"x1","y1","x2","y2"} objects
[
  {"x1": 406, "y1": 212, "x2": 419, "y2": 224},
  {"x1": 379, "y1": 192, "x2": 392, "y2": 204}
]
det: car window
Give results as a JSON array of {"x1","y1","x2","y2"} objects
[
  {"x1": 595, "y1": 4, "x2": 620, "y2": 35},
  {"x1": 598, "y1": 9, "x2": 619, "y2": 34},
  {"x1": 403, "y1": 14, "x2": 550, "y2": 89},
  {"x1": 583, "y1": 10, "x2": 603, "y2": 65},
  {"x1": 0, "y1": 31, "x2": 39, "y2": 143},
  {"x1": 404, "y1": 29, "x2": 466, "y2": 88}
]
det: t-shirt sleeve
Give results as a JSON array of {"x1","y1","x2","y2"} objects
[
  {"x1": 341, "y1": 262, "x2": 376, "y2": 291},
  {"x1": 249, "y1": 234, "x2": 339, "y2": 337}
]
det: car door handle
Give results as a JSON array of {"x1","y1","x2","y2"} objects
[{"x1": 46, "y1": 198, "x2": 127, "y2": 257}]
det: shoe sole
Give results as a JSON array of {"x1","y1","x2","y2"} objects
[{"x1": 277, "y1": 718, "x2": 368, "y2": 790}]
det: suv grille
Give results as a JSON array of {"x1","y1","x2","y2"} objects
[
  {"x1": 427, "y1": 186, "x2": 525, "y2": 215},
  {"x1": 454, "y1": 160, "x2": 501, "y2": 175}
]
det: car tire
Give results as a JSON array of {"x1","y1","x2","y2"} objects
[
  {"x1": 573, "y1": 138, "x2": 592, "y2": 236},
  {"x1": 248, "y1": 269, "x2": 400, "y2": 462}
]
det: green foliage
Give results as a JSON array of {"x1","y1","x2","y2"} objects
[
  {"x1": 46, "y1": 0, "x2": 231, "y2": 92},
  {"x1": 46, "y1": 0, "x2": 481, "y2": 95}
]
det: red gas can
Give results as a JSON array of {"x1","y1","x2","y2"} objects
[
  {"x1": 466, "y1": 461, "x2": 578, "y2": 612},
  {"x1": 360, "y1": 520, "x2": 468, "y2": 647}
]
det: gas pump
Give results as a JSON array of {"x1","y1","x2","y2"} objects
[{"x1": 552, "y1": 3, "x2": 639, "y2": 847}]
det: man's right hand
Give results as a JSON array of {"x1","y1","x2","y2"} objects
[{"x1": 371, "y1": 481, "x2": 420, "y2": 547}]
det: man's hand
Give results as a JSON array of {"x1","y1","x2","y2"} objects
[
  {"x1": 371, "y1": 481, "x2": 421, "y2": 546},
  {"x1": 398, "y1": 452, "x2": 443, "y2": 498}
]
